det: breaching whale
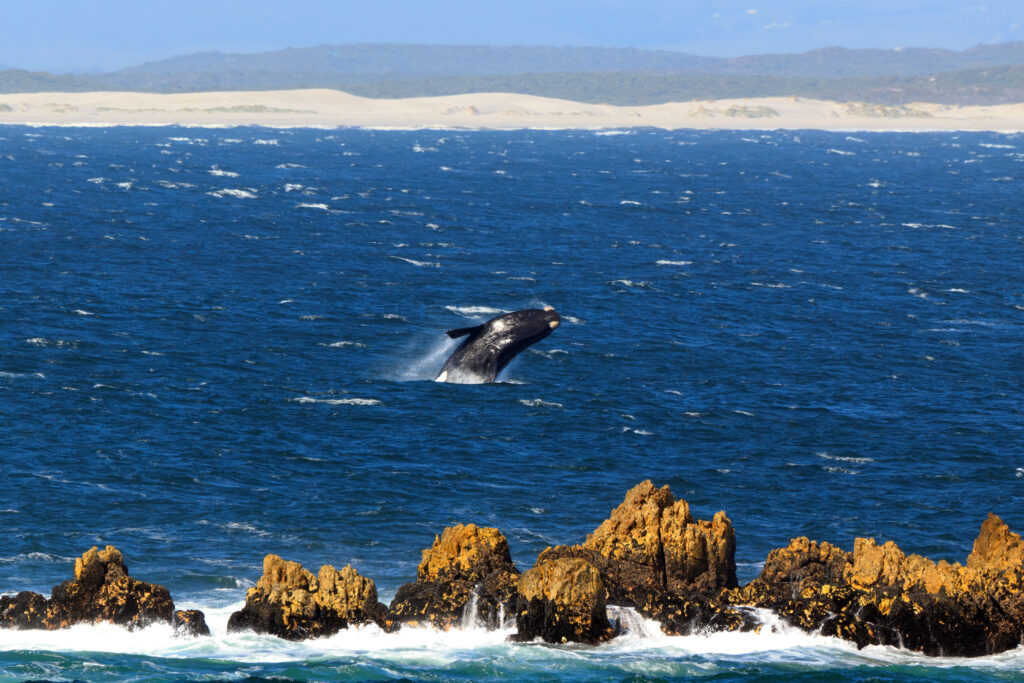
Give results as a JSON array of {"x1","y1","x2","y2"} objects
[{"x1": 435, "y1": 307, "x2": 561, "y2": 383}]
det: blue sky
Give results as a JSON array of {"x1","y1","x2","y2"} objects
[{"x1": 2, "y1": 0, "x2": 1021, "y2": 72}]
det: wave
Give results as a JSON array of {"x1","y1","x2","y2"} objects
[
  {"x1": 2, "y1": 604, "x2": 1021, "y2": 674},
  {"x1": 292, "y1": 396, "x2": 381, "y2": 406},
  {"x1": 207, "y1": 188, "x2": 257, "y2": 199},
  {"x1": 391, "y1": 256, "x2": 441, "y2": 268},
  {"x1": 444, "y1": 305, "x2": 506, "y2": 317}
]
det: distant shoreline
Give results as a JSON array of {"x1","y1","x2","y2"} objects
[{"x1": 2, "y1": 89, "x2": 1023, "y2": 132}]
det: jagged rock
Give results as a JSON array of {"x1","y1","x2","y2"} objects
[
  {"x1": 227, "y1": 554, "x2": 385, "y2": 640},
  {"x1": 0, "y1": 591, "x2": 48, "y2": 629},
  {"x1": 727, "y1": 515, "x2": 1024, "y2": 656},
  {"x1": 387, "y1": 524, "x2": 519, "y2": 630},
  {"x1": 512, "y1": 557, "x2": 614, "y2": 644},
  {"x1": 0, "y1": 546, "x2": 201, "y2": 635},
  {"x1": 45, "y1": 546, "x2": 175, "y2": 630},
  {"x1": 173, "y1": 609, "x2": 211, "y2": 637},
  {"x1": 535, "y1": 480, "x2": 737, "y2": 635}
]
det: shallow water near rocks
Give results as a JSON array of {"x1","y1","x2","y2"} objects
[{"x1": 1, "y1": 126, "x2": 1022, "y2": 681}]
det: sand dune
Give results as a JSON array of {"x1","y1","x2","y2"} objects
[{"x1": 1, "y1": 89, "x2": 1022, "y2": 131}]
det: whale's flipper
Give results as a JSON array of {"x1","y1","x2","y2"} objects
[{"x1": 446, "y1": 324, "x2": 484, "y2": 339}]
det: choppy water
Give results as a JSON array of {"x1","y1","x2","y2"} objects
[{"x1": 1, "y1": 126, "x2": 1022, "y2": 682}]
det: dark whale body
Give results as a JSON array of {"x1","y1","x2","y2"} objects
[{"x1": 435, "y1": 307, "x2": 561, "y2": 383}]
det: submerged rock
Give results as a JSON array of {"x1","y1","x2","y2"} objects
[
  {"x1": 512, "y1": 557, "x2": 614, "y2": 644},
  {"x1": 387, "y1": 523, "x2": 519, "y2": 630},
  {"x1": 173, "y1": 609, "x2": 211, "y2": 637},
  {"x1": 727, "y1": 514, "x2": 1024, "y2": 656},
  {"x1": 227, "y1": 554, "x2": 386, "y2": 640},
  {"x1": 0, "y1": 545, "x2": 200, "y2": 634}
]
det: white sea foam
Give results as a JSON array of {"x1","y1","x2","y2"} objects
[
  {"x1": 0, "y1": 601, "x2": 1021, "y2": 671},
  {"x1": 72, "y1": 309, "x2": 94, "y2": 316},
  {"x1": 292, "y1": 396, "x2": 381, "y2": 406},
  {"x1": 324, "y1": 341, "x2": 367, "y2": 348},
  {"x1": 0, "y1": 371, "x2": 45, "y2": 379},
  {"x1": 208, "y1": 188, "x2": 257, "y2": 199},
  {"x1": 827, "y1": 148, "x2": 856, "y2": 156},
  {"x1": 519, "y1": 398, "x2": 563, "y2": 408},
  {"x1": 445, "y1": 305, "x2": 506, "y2": 317},
  {"x1": 296, "y1": 202, "x2": 329, "y2": 210},
  {"x1": 253, "y1": 139, "x2": 279, "y2": 145},
  {"x1": 656, "y1": 260, "x2": 693, "y2": 266},
  {"x1": 817, "y1": 451, "x2": 874, "y2": 464},
  {"x1": 391, "y1": 256, "x2": 441, "y2": 267}
]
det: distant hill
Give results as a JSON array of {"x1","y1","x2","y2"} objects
[{"x1": 3, "y1": 42, "x2": 1024, "y2": 105}]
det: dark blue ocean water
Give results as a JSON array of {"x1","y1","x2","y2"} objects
[{"x1": 0, "y1": 126, "x2": 1022, "y2": 681}]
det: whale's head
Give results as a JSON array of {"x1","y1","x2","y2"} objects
[{"x1": 490, "y1": 306, "x2": 560, "y2": 370}]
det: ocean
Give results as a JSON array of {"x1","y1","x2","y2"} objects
[{"x1": 0, "y1": 126, "x2": 1022, "y2": 681}]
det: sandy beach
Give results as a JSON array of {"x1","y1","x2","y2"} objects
[{"x1": 1, "y1": 89, "x2": 1023, "y2": 131}]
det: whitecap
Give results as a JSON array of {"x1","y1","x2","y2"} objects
[
  {"x1": 253, "y1": 139, "x2": 279, "y2": 145},
  {"x1": 208, "y1": 188, "x2": 257, "y2": 199},
  {"x1": 391, "y1": 256, "x2": 441, "y2": 268},
  {"x1": 817, "y1": 452, "x2": 874, "y2": 464},
  {"x1": 292, "y1": 396, "x2": 381, "y2": 406},
  {"x1": 275, "y1": 163, "x2": 305, "y2": 169},
  {"x1": 0, "y1": 371, "x2": 45, "y2": 379},
  {"x1": 208, "y1": 167, "x2": 239, "y2": 177},
  {"x1": 72, "y1": 309, "x2": 94, "y2": 316},
  {"x1": 296, "y1": 203, "x2": 329, "y2": 210},
  {"x1": 827, "y1": 148, "x2": 856, "y2": 156},
  {"x1": 445, "y1": 305, "x2": 506, "y2": 317},
  {"x1": 620, "y1": 200, "x2": 642, "y2": 205},
  {"x1": 324, "y1": 341, "x2": 367, "y2": 348},
  {"x1": 656, "y1": 260, "x2": 693, "y2": 266},
  {"x1": 519, "y1": 398, "x2": 563, "y2": 408}
]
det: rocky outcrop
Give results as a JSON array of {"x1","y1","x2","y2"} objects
[
  {"x1": 535, "y1": 481, "x2": 739, "y2": 633},
  {"x1": 0, "y1": 546, "x2": 198, "y2": 634},
  {"x1": 173, "y1": 609, "x2": 211, "y2": 637},
  {"x1": 227, "y1": 554, "x2": 386, "y2": 640},
  {"x1": 512, "y1": 557, "x2": 614, "y2": 644},
  {"x1": 726, "y1": 514, "x2": 1024, "y2": 656},
  {"x1": 387, "y1": 524, "x2": 519, "y2": 630}
]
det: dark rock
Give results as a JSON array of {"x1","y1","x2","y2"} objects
[
  {"x1": 387, "y1": 524, "x2": 519, "y2": 630},
  {"x1": 227, "y1": 554, "x2": 386, "y2": 640},
  {"x1": 0, "y1": 591, "x2": 48, "y2": 629},
  {"x1": 725, "y1": 515, "x2": 1024, "y2": 656},
  {"x1": 0, "y1": 546, "x2": 203, "y2": 636},
  {"x1": 46, "y1": 546, "x2": 174, "y2": 630},
  {"x1": 173, "y1": 609, "x2": 211, "y2": 637},
  {"x1": 512, "y1": 557, "x2": 615, "y2": 644}
]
